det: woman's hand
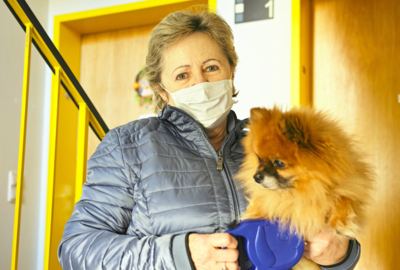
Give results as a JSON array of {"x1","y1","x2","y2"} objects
[
  {"x1": 188, "y1": 233, "x2": 240, "y2": 270},
  {"x1": 304, "y1": 227, "x2": 349, "y2": 266}
]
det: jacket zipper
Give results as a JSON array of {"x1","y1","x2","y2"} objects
[
  {"x1": 217, "y1": 150, "x2": 239, "y2": 224},
  {"x1": 217, "y1": 119, "x2": 248, "y2": 225},
  {"x1": 161, "y1": 106, "x2": 245, "y2": 225},
  {"x1": 217, "y1": 151, "x2": 224, "y2": 170}
]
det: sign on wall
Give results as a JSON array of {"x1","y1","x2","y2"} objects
[{"x1": 235, "y1": 0, "x2": 274, "y2": 24}]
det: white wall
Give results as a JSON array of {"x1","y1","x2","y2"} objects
[
  {"x1": 46, "y1": 0, "x2": 143, "y2": 37},
  {"x1": 0, "y1": 0, "x2": 49, "y2": 269},
  {"x1": 217, "y1": 0, "x2": 292, "y2": 120}
]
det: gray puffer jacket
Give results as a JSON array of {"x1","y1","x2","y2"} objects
[{"x1": 58, "y1": 105, "x2": 360, "y2": 270}]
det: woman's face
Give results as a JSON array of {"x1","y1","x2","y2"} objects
[{"x1": 159, "y1": 32, "x2": 233, "y2": 105}]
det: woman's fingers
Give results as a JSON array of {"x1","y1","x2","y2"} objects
[
  {"x1": 213, "y1": 247, "x2": 239, "y2": 262},
  {"x1": 215, "y1": 261, "x2": 240, "y2": 270},
  {"x1": 303, "y1": 227, "x2": 349, "y2": 265},
  {"x1": 188, "y1": 233, "x2": 240, "y2": 270},
  {"x1": 208, "y1": 233, "x2": 238, "y2": 249}
]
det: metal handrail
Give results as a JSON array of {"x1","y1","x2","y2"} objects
[
  {"x1": 4, "y1": 0, "x2": 109, "y2": 138},
  {"x1": 3, "y1": 0, "x2": 110, "y2": 269}
]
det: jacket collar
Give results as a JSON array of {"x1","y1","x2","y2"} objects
[{"x1": 158, "y1": 105, "x2": 243, "y2": 156}]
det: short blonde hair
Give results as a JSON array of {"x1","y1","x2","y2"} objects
[{"x1": 144, "y1": 5, "x2": 239, "y2": 113}]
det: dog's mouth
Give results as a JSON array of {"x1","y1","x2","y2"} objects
[{"x1": 253, "y1": 172, "x2": 293, "y2": 189}]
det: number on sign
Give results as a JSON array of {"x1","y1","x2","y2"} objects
[{"x1": 265, "y1": 0, "x2": 274, "y2": 18}]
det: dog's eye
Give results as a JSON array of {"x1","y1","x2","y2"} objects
[
  {"x1": 273, "y1": 160, "x2": 286, "y2": 169},
  {"x1": 257, "y1": 155, "x2": 263, "y2": 163}
]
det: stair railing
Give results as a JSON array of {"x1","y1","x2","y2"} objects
[{"x1": 3, "y1": 0, "x2": 109, "y2": 269}]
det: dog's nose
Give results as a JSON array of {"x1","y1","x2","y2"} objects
[{"x1": 253, "y1": 173, "x2": 264, "y2": 183}]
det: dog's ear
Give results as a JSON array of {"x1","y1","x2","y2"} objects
[
  {"x1": 250, "y1": 107, "x2": 264, "y2": 122},
  {"x1": 250, "y1": 107, "x2": 270, "y2": 123},
  {"x1": 279, "y1": 114, "x2": 310, "y2": 148}
]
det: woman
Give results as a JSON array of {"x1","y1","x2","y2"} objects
[{"x1": 58, "y1": 6, "x2": 360, "y2": 270}]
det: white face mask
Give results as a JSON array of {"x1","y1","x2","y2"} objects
[{"x1": 160, "y1": 79, "x2": 234, "y2": 130}]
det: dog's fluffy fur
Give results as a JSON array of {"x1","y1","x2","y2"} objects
[{"x1": 235, "y1": 107, "x2": 374, "y2": 269}]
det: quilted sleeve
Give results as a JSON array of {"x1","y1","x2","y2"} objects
[{"x1": 57, "y1": 129, "x2": 187, "y2": 270}]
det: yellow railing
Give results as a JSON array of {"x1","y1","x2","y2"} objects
[
  {"x1": 3, "y1": 0, "x2": 109, "y2": 269},
  {"x1": 11, "y1": 22, "x2": 32, "y2": 270}
]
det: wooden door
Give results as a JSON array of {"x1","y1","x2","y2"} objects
[
  {"x1": 312, "y1": 0, "x2": 400, "y2": 268},
  {"x1": 80, "y1": 24, "x2": 156, "y2": 157}
]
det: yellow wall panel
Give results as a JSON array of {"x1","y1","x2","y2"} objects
[
  {"x1": 48, "y1": 90, "x2": 78, "y2": 270},
  {"x1": 55, "y1": 22, "x2": 82, "y2": 79},
  {"x1": 291, "y1": 0, "x2": 312, "y2": 107},
  {"x1": 56, "y1": 0, "x2": 208, "y2": 35}
]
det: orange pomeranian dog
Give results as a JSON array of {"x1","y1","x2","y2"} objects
[{"x1": 235, "y1": 107, "x2": 374, "y2": 269}]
